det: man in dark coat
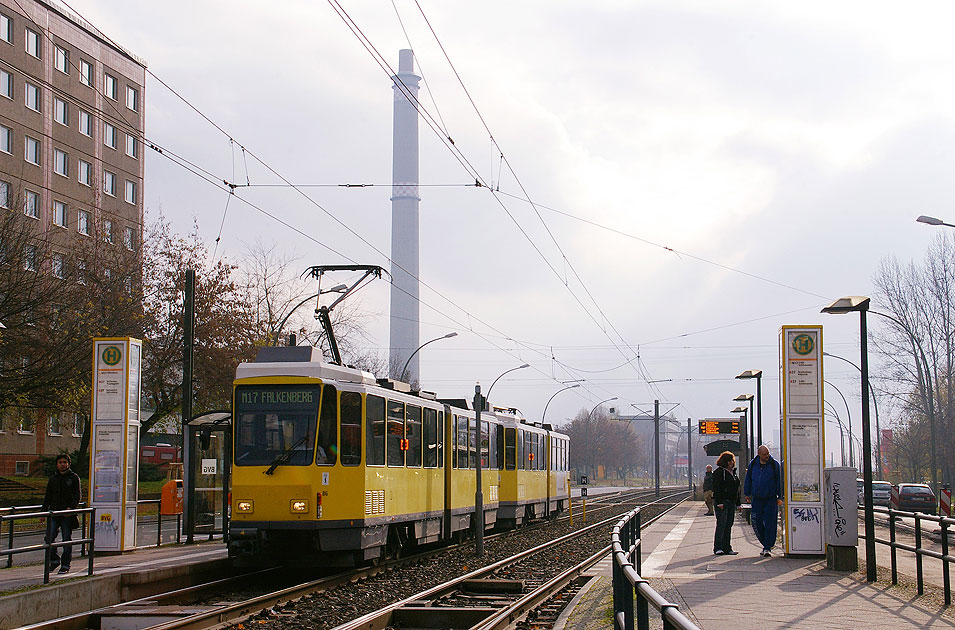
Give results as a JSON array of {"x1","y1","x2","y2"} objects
[
  {"x1": 743, "y1": 445, "x2": 783, "y2": 557},
  {"x1": 42, "y1": 453, "x2": 81, "y2": 573},
  {"x1": 702, "y1": 465, "x2": 714, "y2": 515}
]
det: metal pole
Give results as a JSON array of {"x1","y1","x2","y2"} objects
[
  {"x1": 183, "y1": 269, "x2": 195, "y2": 544},
  {"x1": 747, "y1": 398, "x2": 755, "y2": 457},
  {"x1": 653, "y1": 400, "x2": 660, "y2": 498},
  {"x1": 860, "y1": 309, "x2": 876, "y2": 582},
  {"x1": 474, "y1": 384, "x2": 484, "y2": 557},
  {"x1": 756, "y1": 374, "x2": 763, "y2": 449},
  {"x1": 687, "y1": 418, "x2": 692, "y2": 494}
]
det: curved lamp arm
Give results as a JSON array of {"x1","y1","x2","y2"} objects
[{"x1": 399, "y1": 332, "x2": 458, "y2": 380}]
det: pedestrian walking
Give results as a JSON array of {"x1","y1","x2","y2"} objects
[
  {"x1": 743, "y1": 445, "x2": 783, "y2": 557},
  {"x1": 712, "y1": 451, "x2": 740, "y2": 555},
  {"x1": 42, "y1": 453, "x2": 81, "y2": 573},
  {"x1": 702, "y1": 465, "x2": 714, "y2": 515}
]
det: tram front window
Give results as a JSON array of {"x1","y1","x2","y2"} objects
[{"x1": 234, "y1": 385, "x2": 319, "y2": 466}]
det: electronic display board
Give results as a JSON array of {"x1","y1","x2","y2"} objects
[{"x1": 698, "y1": 419, "x2": 740, "y2": 435}]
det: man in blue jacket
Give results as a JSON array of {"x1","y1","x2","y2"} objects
[{"x1": 743, "y1": 445, "x2": 783, "y2": 557}]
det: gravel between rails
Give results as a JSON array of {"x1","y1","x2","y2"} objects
[{"x1": 230, "y1": 498, "x2": 676, "y2": 630}]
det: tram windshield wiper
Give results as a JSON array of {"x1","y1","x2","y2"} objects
[{"x1": 264, "y1": 434, "x2": 310, "y2": 475}]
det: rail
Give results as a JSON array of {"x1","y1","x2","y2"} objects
[
  {"x1": 0, "y1": 507, "x2": 95, "y2": 583},
  {"x1": 860, "y1": 505, "x2": 953, "y2": 606},
  {"x1": 611, "y1": 503, "x2": 701, "y2": 630}
]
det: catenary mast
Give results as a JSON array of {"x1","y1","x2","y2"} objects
[{"x1": 389, "y1": 50, "x2": 422, "y2": 383}]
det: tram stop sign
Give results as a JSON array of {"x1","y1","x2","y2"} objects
[
  {"x1": 581, "y1": 487, "x2": 588, "y2": 497},
  {"x1": 580, "y1": 475, "x2": 589, "y2": 485}
]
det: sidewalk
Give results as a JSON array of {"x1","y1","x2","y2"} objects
[{"x1": 562, "y1": 503, "x2": 955, "y2": 630}]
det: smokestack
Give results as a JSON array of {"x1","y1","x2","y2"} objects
[{"x1": 389, "y1": 49, "x2": 421, "y2": 383}]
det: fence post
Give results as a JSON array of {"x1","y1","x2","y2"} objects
[
  {"x1": 634, "y1": 509, "x2": 648, "y2": 630},
  {"x1": 80, "y1": 509, "x2": 87, "y2": 558},
  {"x1": 157, "y1": 511, "x2": 163, "y2": 547},
  {"x1": 88, "y1": 507, "x2": 95, "y2": 577},
  {"x1": 177, "y1": 513, "x2": 182, "y2": 544},
  {"x1": 941, "y1": 519, "x2": 950, "y2": 607},
  {"x1": 6, "y1": 510, "x2": 14, "y2": 569},
  {"x1": 915, "y1": 514, "x2": 923, "y2": 595},
  {"x1": 889, "y1": 510, "x2": 897, "y2": 585},
  {"x1": 43, "y1": 510, "x2": 52, "y2": 584}
]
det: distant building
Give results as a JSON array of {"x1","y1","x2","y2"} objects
[{"x1": 0, "y1": 0, "x2": 145, "y2": 475}]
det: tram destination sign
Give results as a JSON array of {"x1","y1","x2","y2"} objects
[{"x1": 699, "y1": 419, "x2": 740, "y2": 435}]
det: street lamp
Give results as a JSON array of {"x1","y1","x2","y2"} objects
[
  {"x1": 734, "y1": 393, "x2": 755, "y2": 458},
  {"x1": 824, "y1": 352, "x2": 882, "y2": 479},
  {"x1": 824, "y1": 380, "x2": 855, "y2": 468},
  {"x1": 732, "y1": 405, "x2": 749, "y2": 470},
  {"x1": 272, "y1": 284, "x2": 348, "y2": 346},
  {"x1": 917, "y1": 215, "x2": 955, "y2": 228},
  {"x1": 474, "y1": 363, "x2": 530, "y2": 557},
  {"x1": 542, "y1": 384, "x2": 580, "y2": 424},
  {"x1": 824, "y1": 404, "x2": 848, "y2": 466},
  {"x1": 821, "y1": 295, "x2": 876, "y2": 582},
  {"x1": 736, "y1": 370, "x2": 763, "y2": 447},
  {"x1": 398, "y1": 332, "x2": 458, "y2": 383}
]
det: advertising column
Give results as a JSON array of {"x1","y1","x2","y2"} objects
[
  {"x1": 780, "y1": 326, "x2": 826, "y2": 555},
  {"x1": 89, "y1": 338, "x2": 142, "y2": 552}
]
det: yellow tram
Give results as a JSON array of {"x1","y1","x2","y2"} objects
[{"x1": 228, "y1": 347, "x2": 570, "y2": 566}]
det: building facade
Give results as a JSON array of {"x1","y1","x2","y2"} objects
[{"x1": 0, "y1": 0, "x2": 145, "y2": 475}]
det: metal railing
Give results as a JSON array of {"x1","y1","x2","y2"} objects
[
  {"x1": 0, "y1": 507, "x2": 95, "y2": 583},
  {"x1": 861, "y1": 505, "x2": 953, "y2": 606},
  {"x1": 611, "y1": 503, "x2": 700, "y2": 630},
  {"x1": 137, "y1": 499, "x2": 183, "y2": 547},
  {"x1": 1, "y1": 503, "x2": 92, "y2": 567}
]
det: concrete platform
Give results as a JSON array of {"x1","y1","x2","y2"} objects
[
  {"x1": 0, "y1": 540, "x2": 228, "y2": 628},
  {"x1": 561, "y1": 502, "x2": 955, "y2": 630}
]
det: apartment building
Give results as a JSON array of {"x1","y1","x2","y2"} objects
[{"x1": 0, "y1": 0, "x2": 145, "y2": 475}]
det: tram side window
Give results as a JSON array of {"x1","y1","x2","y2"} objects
[
  {"x1": 531, "y1": 433, "x2": 538, "y2": 470},
  {"x1": 455, "y1": 415, "x2": 468, "y2": 469},
  {"x1": 423, "y1": 408, "x2": 437, "y2": 468},
  {"x1": 537, "y1": 433, "x2": 543, "y2": 471},
  {"x1": 366, "y1": 395, "x2": 385, "y2": 466},
  {"x1": 317, "y1": 385, "x2": 338, "y2": 465},
  {"x1": 387, "y1": 400, "x2": 406, "y2": 467},
  {"x1": 469, "y1": 417, "x2": 477, "y2": 469},
  {"x1": 518, "y1": 429, "x2": 525, "y2": 470},
  {"x1": 489, "y1": 423, "x2": 498, "y2": 469},
  {"x1": 407, "y1": 405, "x2": 422, "y2": 467},
  {"x1": 340, "y1": 391, "x2": 361, "y2": 466},
  {"x1": 505, "y1": 427, "x2": 516, "y2": 470},
  {"x1": 481, "y1": 421, "x2": 490, "y2": 468},
  {"x1": 438, "y1": 411, "x2": 444, "y2": 467}
]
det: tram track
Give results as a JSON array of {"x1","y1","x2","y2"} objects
[{"x1": 16, "y1": 487, "x2": 678, "y2": 630}]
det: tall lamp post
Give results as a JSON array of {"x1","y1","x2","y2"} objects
[
  {"x1": 824, "y1": 352, "x2": 882, "y2": 479},
  {"x1": 399, "y1": 332, "x2": 458, "y2": 382},
  {"x1": 732, "y1": 405, "x2": 749, "y2": 472},
  {"x1": 825, "y1": 380, "x2": 855, "y2": 468},
  {"x1": 542, "y1": 383, "x2": 581, "y2": 424},
  {"x1": 589, "y1": 397, "x2": 618, "y2": 483},
  {"x1": 822, "y1": 295, "x2": 876, "y2": 582},
  {"x1": 734, "y1": 393, "x2": 755, "y2": 457},
  {"x1": 736, "y1": 370, "x2": 763, "y2": 447},
  {"x1": 474, "y1": 363, "x2": 530, "y2": 557},
  {"x1": 917, "y1": 214, "x2": 955, "y2": 228}
]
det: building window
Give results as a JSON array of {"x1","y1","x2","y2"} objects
[
  {"x1": 126, "y1": 134, "x2": 137, "y2": 158},
  {"x1": 125, "y1": 180, "x2": 137, "y2": 204},
  {"x1": 126, "y1": 85, "x2": 138, "y2": 111},
  {"x1": 24, "y1": 136, "x2": 39, "y2": 164},
  {"x1": 78, "y1": 109, "x2": 91, "y2": 136},
  {"x1": 53, "y1": 200, "x2": 66, "y2": 226},
  {"x1": 23, "y1": 243, "x2": 37, "y2": 271},
  {"x1": 54, "y1": 97, "x2": 68, "y2": 125},
  {"x1": 53, "y1": 148, "x2": 68, "y2": 176},
  {"x1": 76, "y1": 259, "x2": 86, "y2": 284},
  {"x1": 48, "y1": 413, "x2": 62, "y2": 435},
  {"x1": 79, "y1": 59, "x2": 92, "y2": 87},
  {"x1": 104, "y1": 72, "x2": 117, "y2": 99},
  {"x1": 24, "y1": 190, "x2": 38, "y2": 218},
  {"x1": 54, "y1": 45, "x2": 68, "y2": 74},
  {"x1": 24, "y1": 81, "x2": 39, "y2": 111},
  {"x1": 0, "y1": 69, "x2": 11, "y2": 99},
  {"x1": 78, "y1": 159, "x2": 91, "y2": 186},
  {"x1": 0, "y1": 180, "x2": 9, "y2": 208},
  {"x1": 104, "y1": 170, "x2": 116, "y2": 196},
  {"x1": 0, "y1": 124, "x2": 11, "y2": 153},
  {"x1": 14, "y1": 461, "x2": 29, "y2": 476},
  {"x1": 104, "y1": 122, "x2": 116, "y2": 148},
  {"x1": 78, "y1": 209, "x2": 89, "y2": 235},
  {"x1": 104, "y1": 219, "x2": 113, "y2": 243},
  {"x1": 71, "y1": 413, "x2": 87, "y2": 437},
  {"x1": 124, "y1": 225, "x2": 135, "y2": 249},
  {"x1": 52, "y1": 253, "x2": 65, "y2": 279},
  {"x1": 0, "y1": 13, "x2": 11, "y2": 44},
  {"x1": 25, "y1": 27, "x2": 39, "y2": 58}
]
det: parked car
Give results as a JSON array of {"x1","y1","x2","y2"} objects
[
  {"x1": 896, "y1": 483, "x2": 937, "y2": 515},
  {"x1": 856, "y1": 479, "x2": 892, "y2": 507}
]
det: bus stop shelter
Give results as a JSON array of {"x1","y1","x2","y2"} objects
[{"x1": 183, "y1": 411, "x2": 231, "y2": 543}]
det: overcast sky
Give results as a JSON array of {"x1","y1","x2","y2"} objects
[{"x1": 69, "y1": 0, "x2": 955, "y2": 461}]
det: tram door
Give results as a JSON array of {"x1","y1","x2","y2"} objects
[{"x1": 184, "y1": 412, "x2": 232, "y2": 542}]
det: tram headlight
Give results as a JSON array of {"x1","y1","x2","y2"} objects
[
  {"x1": 290, "y1": 499, "x2": 309, "y2": 513},
  {"x1": 236, "y1": 500, "x2": 253, "y2": 513}
]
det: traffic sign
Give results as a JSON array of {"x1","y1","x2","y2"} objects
[
  {"x1": 581, "y1": 487, "x2": 588, "y2": 497},
  {"x1": 580, "y1": 475, "x2": 589, "y2": 485},
  {"x1": 699, "y1": 419, "x2": 740, "y2": 435}
]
